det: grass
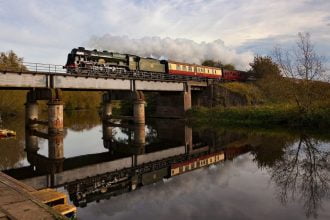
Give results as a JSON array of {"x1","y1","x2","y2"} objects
[
  {"x1": 187, "y1": 103, "x2": 330, "y2": 129},
  {"x1": 220, "y1": 82, "x2": 264, "y2": 104}
]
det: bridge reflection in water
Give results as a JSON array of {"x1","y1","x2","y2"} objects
[{"x1": 3, "y1": 118, "x2": 250, "y2": 208}]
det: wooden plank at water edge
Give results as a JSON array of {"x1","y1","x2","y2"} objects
[
  {"x1": 1, "y1": 200, "x2": 55, "y2": 220},
  {"x1": 0, "y1": 172, "x2": 35, "y2": 193},
  {"x1": 53, "y1": 204, "x2": 77, "y2": 218},
  {"x1": 31, "y1": 189, "x2": 67, "y2": 206}
]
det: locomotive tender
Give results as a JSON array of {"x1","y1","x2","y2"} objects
[{"x1": 65, "y1": 47, "x2": 247, "y2": 81}]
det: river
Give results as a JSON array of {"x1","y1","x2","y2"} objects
[{"x1": 0, "y1": 111, "x2": 329, "y2": 220}]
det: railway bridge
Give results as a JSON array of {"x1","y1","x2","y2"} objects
[{"x1": 0, "y1": 62, "x2": 214, "y2": 135}]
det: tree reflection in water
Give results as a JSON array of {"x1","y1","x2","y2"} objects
[{"x1": 270, "y1": 135, "x2": 330, "y2": 218}]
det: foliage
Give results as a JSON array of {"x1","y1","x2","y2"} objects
[
  {"x1": 222, "y1": 64, "x2": 235, "y2": 71},
  {"x1": 249, "y1": 55, "x2": 281, "y2": 79},
  {"x1": 219, "y1": 82, "x2": 264, "y2": 105},
  {"x1": 63, "y1": 91, "x2": 101, "y2": 110},
  {"x1": 202, "y1": 60, "x2": 235, "y2": 70},
  {"x1": 0, "y1": 50, "x2": 27, "y2": 71},
  {"x1": 273, "y1": 32, "x2": 327, "y2": 113},
  {"x1": 0, "y1": 51, "x2": 28, "y2": 117},
  {"x1": 187, "y1": 102, "x2": 330, "y2": 129},
  {"x1": 0, "y1": 50, "x2": 102, "y2": 117}
]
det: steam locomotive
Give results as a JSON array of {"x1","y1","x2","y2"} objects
[{"x1": 65, "y1": 47, "x2": 248, "y2": 81}]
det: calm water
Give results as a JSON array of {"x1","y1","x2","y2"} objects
[{"x1": 0, "y1": 111, "x2": 329, "y2": 220}]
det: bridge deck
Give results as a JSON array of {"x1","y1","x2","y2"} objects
[
  {"x1": 0, "y1": 66, "x2": 208, "y2": 91},
  {"x1": 0, "y1": 172, "x2": 67, "y2": 220}
]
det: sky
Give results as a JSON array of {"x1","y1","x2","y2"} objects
[{"x1": 0, "y1": 0, "x2": 329, "y2": 70}]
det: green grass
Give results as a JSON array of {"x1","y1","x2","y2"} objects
[
  {"x1": 187, "y1": 103, "x2": 330, "y2": 129},
  {"x1": 220, "y1": 82, "x2": 264, "y2": 104}
]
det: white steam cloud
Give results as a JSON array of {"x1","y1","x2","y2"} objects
[{"x1": 86, "y1": 35, "x2": 253, "y2": 70}]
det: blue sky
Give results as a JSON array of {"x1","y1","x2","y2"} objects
[{"x1": 1, "y1": 0, "x2": 329, "y2": 69}]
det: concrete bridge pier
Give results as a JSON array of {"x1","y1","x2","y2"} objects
[
  {"x1": 25, "y1": 129, "x2": 39, "y2": 153},
  {"x1": 48, "y1": 133, "x2": 65, "y2": 181},
  {"x1": 155, "y1": 84, "x2": 192, "y2": 118},
  {"x1": 133, "y1": 91, "x2": 145, "y2": 124},
  {"x1": 102, "y1": 91, "x2": 112, "y2": 120},
  {"x1": 102, "y1": 123, "x2": 113, "y2": 149},
  {"x1": 48, "y1": 89, "x2": 63, "y2": 134},
  {"x1": 133, "y1": 123, "x2": 146, "y2": 155},
  {"x1": 185, "y1": 126, "x2": 193, "y2": 153},
  {"x1": 48, "y1": 133, "x2": 64, "y2": 160},
  {"x1": 25, "y1": 90, "x2": 38, "y2": 129},
  {"x1": 183, "y1": 84, "x2": 192, "y2": 112}
]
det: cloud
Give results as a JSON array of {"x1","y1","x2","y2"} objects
[
  {"x1": 86, "y1": 35, "x2": 253, "y2": 69},
  {"x1": 0, "y1": 0, "x2": 330, "y2": 66}
]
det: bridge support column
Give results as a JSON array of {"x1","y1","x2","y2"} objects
[
  {"x1": 102, "y1": 123, "x2": 113, "y2": 149},
  {"x1": 48, "y1": 133, "x2": 64, "y2": 179},
  {"x1": 183, "y1": 84, "x2": 192, "y2": 112},
  {"x1": 48, "y1": 89, "x2": 63, "y2": 134},
  {"x1": 133, "y1": 124, "x2": 146, "y2": 154},
  {"x1": 155, "y1": 84, "x2": 191, "y2": 118},
  {"x1": 48, "y1": 133, "x2": 64, "y2": 160},
  {"x1": 102, "y1": 92, "x2": 112, "y2": 120},
  {"x1": 133, "y1": 91, "x2": 145, "y2": 124},
  {"x1": 25, "y1": 129, "x2": 39, "y2": 153},
  {"x1": 25, "y1": 91, "x2": 38, "y2": 129},
  {"x1": 185, "y1": 126, "x2": 193, "y2": 153}
]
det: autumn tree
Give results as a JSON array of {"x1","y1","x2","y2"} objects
[
  {"x1": 0, "y1": 51, "x2": 101, "y2": 117},
  {"x1": 273, "y1": 32, "x2": 327, "y2": 113},
  {"x1": 202, "y1": 60, "x2": 235, "y2": 70},
  {"x1": 0, "y1": 50, "x2": 27, "y2": 71},
  {"x1": 0, "y1": 51, "x2": 28, "y2": 117},
  {"x1": 249, "y1": 56, "x2": 281, "y2": 79}
]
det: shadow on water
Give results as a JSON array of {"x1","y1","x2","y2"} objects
[{"x1": 1, "y1": 111, "x2": 330, "y2": 219}]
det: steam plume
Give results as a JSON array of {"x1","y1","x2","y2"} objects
[{"x1": 86, "y1": 35, "x2": 253, "y2": 70}]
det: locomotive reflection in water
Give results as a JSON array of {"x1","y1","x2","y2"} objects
[{"x1": 3, "y1": 118, "x2": 250, "y2": 208}]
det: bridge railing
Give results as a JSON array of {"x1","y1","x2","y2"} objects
[
  {"x1": 0, "y1": 62, "x2": 66, "y2": 74},
  {"x1": 24, "y1": 62, "x2": 66, "y2": 74},
  {"x1": 0, "y1": 62, "x2": 211, "y2": 83}
]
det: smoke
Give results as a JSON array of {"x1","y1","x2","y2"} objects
[{"x1": 86, "y1": 35, "x2": 254, "y2": 70}]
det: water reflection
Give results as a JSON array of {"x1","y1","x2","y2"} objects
[
  {"x1": 0, "y1": 113, "x2": 26, "y2": 170},
  {"x1": 269, "y1": 135, "x2": 330, "y2": 218},
  {"x1": 1, "y1": 112, "x2": 330, "y2": 219}
]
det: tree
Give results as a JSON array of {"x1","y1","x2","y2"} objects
[
  {"x1": 249, "y1": 55, "x2": 281, "y2": 79},
  {"x1": 0, "y1": 51, "x2": 28, "y2": 116},
  {"x1": 202, "y1": 60, "x2": 235, "y2": 70},
  {"x1": 202, "y1": 60, "x2": 220, "y2": 67},
  {"x1": 273, "y1": 33, "x2": 326, "y2": 113},
  {"x1": 222, "y1": 64, "x2": 235, "y2": 71},
  {"x1": 0, "y1": 50, "x2": 27, "y2": 71}
]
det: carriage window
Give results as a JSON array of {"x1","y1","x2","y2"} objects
[
  {"x1": 188, "y1": 66, "x2": 192, "y2": 71},
  {"x1": 176, "y1": 65, "x2": 181, "y2": 70}
]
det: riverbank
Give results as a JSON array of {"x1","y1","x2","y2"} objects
[{"x1": 187, "y1": 104, "x2": 330, "y2": 129}]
